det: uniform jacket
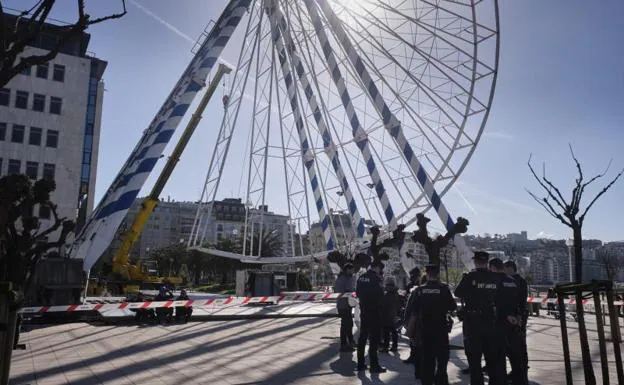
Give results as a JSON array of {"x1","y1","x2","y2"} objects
[
  {"x1": 356, "y1": 270, "x2": 384, "y2": 314},
  {"x1": 496, "y1": 273, "x2": 521, "y2": 322},
  {"x1": 412, "y1": 280, "x2": 457, "y2": 334},
  {"x1": 513, "y1": 274, "x2": 528, "y2": 314},
  {"x1": 334, "y1": 272, "x2": 355, "y2": 310},
  {"x1": 454, "y1": 268, "x2": 501, "y2": 320}
]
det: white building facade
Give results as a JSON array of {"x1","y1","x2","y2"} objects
[{"x1": 0, "y1": 18, "x2": 105, "y2": 236}]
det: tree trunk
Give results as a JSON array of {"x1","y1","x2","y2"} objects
[
  {"x1": 573, "y1": 225, "x2": 583, "y2": 283},
  {"x1": 575, "y1": 293, "x2": 596, "y2": 384},
  {"x1": 194, "y1": 268, "x2": 201, "y2": 286}
]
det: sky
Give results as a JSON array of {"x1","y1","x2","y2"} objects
[{"x1": 5, "y1": 0, "x2": 624, "y2": 242}]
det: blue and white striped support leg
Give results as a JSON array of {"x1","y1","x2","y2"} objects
[
  {"x1": 72, "y1": 0, "x2": 251, "y2": 271},
  {"x1": 315, "y1": 0, "x2": 475, "y2": 269},
  {"x1": 303, "y1": 0, "x2": 396, "y2": 231},
  {"x1": 265, "y1": 1, "x2": 365, "y2": 239},
  {"x1": 266, "y1": 1, "x2": 335, "y2": 253}
]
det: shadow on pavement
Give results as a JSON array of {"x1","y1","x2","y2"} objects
[{"x1": 11, "y1": 318, "x2": 321, "y2": 384}]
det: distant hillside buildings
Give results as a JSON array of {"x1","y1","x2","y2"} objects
[{"x1": 465, "y1": 233, "x2": 624, "y2": 285}]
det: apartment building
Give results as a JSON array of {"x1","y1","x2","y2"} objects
[{"x1": 0, "y1": 14, "x2": 106, "y2": 234}]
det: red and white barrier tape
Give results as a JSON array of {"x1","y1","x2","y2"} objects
[
  {"x1": 18, "y1": 292, "x2": 624, "y2": 314},
  {"x1": 18, "y1": 292, "x2": 352, "y2": 314}
]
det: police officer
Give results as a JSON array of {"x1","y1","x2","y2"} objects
[
  {"x1": 356, "y1": 260, "x2": 387, "y2": 373},
  {"x1": 402, "y1": 267, "x2": 422, "y2": 367},
  {"x1": 491, "y1": 259, "x2": 527, "y2": 385},
  {"x1": 454, "y1": 251, "x2": 505, "y2": 385},
  {"x1": 412, "y1": 264, "x2": 457, "y2": 385},
  {"x1": 504, "y1": 260, "x2": 529, "y2": 381}
]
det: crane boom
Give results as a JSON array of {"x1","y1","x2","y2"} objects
[{"x1": 112, "y1": 64, "x2": 232, "y2": 278}]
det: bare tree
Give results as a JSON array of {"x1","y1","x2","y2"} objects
[
  {"x1": 595, "y1": 247, "x2": 624, "y2": 282},
  {"x1": 526, "y1": 146, "x2": 623, "y2": 383},
  {"x1": 526, "y1": 145, "x2": 623, "y2": 283},
  {"x1": 0, "y1": 0, "x2": 127, "y2": 87}
]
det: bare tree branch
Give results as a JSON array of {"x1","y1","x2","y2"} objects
[
  {"x1": 574, "y1": 159, "x2": 612, "y2": 212},
  {"x1": 541, "y1": 161, "x2": 568, "y2": 212},
  {"x1": 579, "y1": 168, "x2": 624, "y2": 224},
  {"x1": 527, "y1": 154, "x2": 568, "y2": 212},
  {"x1": 526, "y1": 188, "x2": 572, "y2": 227},
  {"x1": 569, "y1": 144, "x2": 584, "y2": 215}
]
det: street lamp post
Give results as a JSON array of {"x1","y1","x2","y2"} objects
[{"x1": 566, "y1": 238, "x2": 574, "y2": 282}]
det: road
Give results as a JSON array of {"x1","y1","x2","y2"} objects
[{"x1": 9, "y1": 314, "x2": 624, "y2": 384}]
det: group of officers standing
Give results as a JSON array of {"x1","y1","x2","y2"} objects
[{"x1": 338, "y1": 250, "x2": 529, "y2": 385}]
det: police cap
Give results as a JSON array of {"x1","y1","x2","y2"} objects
[
  {"x1": 503, "y1": 260, "x2": 517, "y2": 271},
  {"x1": 425, "y1": 264, "x2": 440, "y2": 274},
  {"x1": 473, "y1": 250, "x2": 489, "y2": 262},
  {"x1": 409, "y1": 267, "x2": 421, "y2": 276},
  {"x1": 371, "y1": 260, "x2": 385, "y2": 269},
  {"x1": 342, "y1": 262, "x2": 354, "y2": 270},
  {"x1": 489, "y1": 257, "x2": 504, "y2": 270}
]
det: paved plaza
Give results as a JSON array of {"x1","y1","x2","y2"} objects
[{"x1": 9, "y1": 313, "x2": 624, "y2": 384}]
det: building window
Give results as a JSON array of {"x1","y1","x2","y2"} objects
[
  {"x1": 0, "y1": 88, "x2": 9, "y2": 106},
  {"x1": 0, "y1": 122, "x2": 5, "y2": 141},
  {"x1": 39, "y1": 205, "x2": 51, "y2": 219},
  {"x1": 8, "y1": 159, "x2": 21, "y2": 175},
  {"x1": 53, "y1": 64, "x2": 65, "y2": 82},
  {"x1": 11, "y1": 125, "x2": 25, "y2": 143},
  {"x1": 26, "y1": 161, "x2": 38, "y2": 180},
  {"x1": 29, "y1": 127, "x2": 42, "y2": 146},
  {"x1": 36, "y1": 63, "x2": 49, "y2": 79},
  {"x1": 46, "y1": 130, "x2": 59, "y2": 148},
  {"x1": 21, "y1": 66, "x2": 31, "y2": 76},
  {"x1": 50, "y1": 97, "x2": 62, "y2": 115},
  {"x1": 43, "y1": 163, "x2": 55, "y2": 181},
  {"x1": 15, "y1": 90, "x2": 28, "y2": 109},
  {"x1": 33, "y1": 94, "x2": 45, "y2": 112}
]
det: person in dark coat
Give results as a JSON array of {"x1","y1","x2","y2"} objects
[
  {"x1": 356, "y1": 260, "x2": 386, "y2": 373},
  {"x1": 402, "y1": 267, "x2": 422, "y2": 367},
  {"x1": 175, "y1": 289, "x2": 193, "y2": 323},
  {"x1": 155, "y1": 286, "x2": 174, "y2": 324},
  {"x1": 454, "y1": 251, "x2": 505, "y2": 385},
  {"x1": 505, "y1": 260, "x2": 529, "y2": 381},
  {"x1": 412, "y1": 264, "x2": 457, "y2": 385},
  {"x1": 335, "y1": 263, "x2": 356, "y2": 352},
  {"x1": 380, "y1": 277, "x2": 400, "y2": 352}
]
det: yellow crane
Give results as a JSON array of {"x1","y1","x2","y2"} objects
[{"x1": 108, "y1": 63, "x2": 232, "y2": 293}]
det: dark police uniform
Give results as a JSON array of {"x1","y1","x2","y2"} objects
[
  {"x1": 402, "y1": 269, "x2": 422, "y2": 370},
  {"x1": 498, "y1": 273, "x2": 528, "y2": 385},
  {"x1": 412, "y1": 268, "x2": 457, "y2": 385},
  {"x1": 454, "y1": 255, "x2": 504, "y2": 385},
  {"x1": 356, "y1": 267, "x2": 385, "y2": 371},
  {"x1": 513, "y1": 273, "x2": 529, "y2": 372}
]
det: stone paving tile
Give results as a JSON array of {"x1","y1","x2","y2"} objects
[{"x1": 9, "y1": 315, "x2": 624, "y2": 384}]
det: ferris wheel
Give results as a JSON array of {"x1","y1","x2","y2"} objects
[{"x1": 181, "y1": 0, "x2": 500, "y2": 269}]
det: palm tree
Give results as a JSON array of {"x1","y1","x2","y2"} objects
[{"x1": 244, "y1": 229, "x2": 284, "y2": 258}]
